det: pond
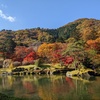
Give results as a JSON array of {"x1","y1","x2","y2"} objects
[{"x1": 0, "y1": 75, "x2": 100, "y2": 100}]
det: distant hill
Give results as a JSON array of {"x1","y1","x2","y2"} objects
[
  {"x1": 57, "y1": 18, "x2": 100, "y2": 41},
  {"x1": 0, "y1": 18, "x2": 100, "y2": 46}
]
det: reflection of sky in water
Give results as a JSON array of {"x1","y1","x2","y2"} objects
[{"x1": 0, "y1": 75, "x2": 100, "y2": 100}]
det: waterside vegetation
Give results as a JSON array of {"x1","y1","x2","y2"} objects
[{"x1": 0, "y1": 18, "x2": 100, "y2": 76}]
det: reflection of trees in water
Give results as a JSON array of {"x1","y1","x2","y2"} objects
[
  {"x1": 37, "y1": 75, "x2": 58, "y2": 100},
  {"x1": 88, "y1": 77, "x2": 100, "y2": 100},
  {"x1": 0, "y1": 76, "x2": 13, "y2": 96},
  {"x1": 12, "y1": 76, "x2": 40, "y2": 99},
  {"x1": 0, "y1": 75, "x2": 100, "y2": 100},
  {"x1": 11, "y1": 76, "x2": 26, "y2": 97},
  {"x1": 71, "y1": 79, "x2": 92, "y2": 100},
  {"x1": 0, "y1": 76, "x2": 36, "y2": 98},
  {"x1": 37, "y1": 75, "x2": 92, "y2": 100},
  {"x1": 1, "y1": 76, "x2": 12, "y2": 89},
  {"x1": 37, "y1": 75, "x2": 75, "y2": 100}
]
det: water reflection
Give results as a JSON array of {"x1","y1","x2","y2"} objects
[{"x1": 0, "y1": 75, "x2": 100, "y2": 100}]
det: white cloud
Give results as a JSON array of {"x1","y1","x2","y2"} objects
[{"x1": 0, "y1": 9, "x2": 15, "y2": 22}]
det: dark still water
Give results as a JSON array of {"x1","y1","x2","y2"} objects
[{"x1": 0, "y1": 75, "x2": 100, "y2": 100}]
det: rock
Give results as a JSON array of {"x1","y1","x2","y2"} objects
[
  {"x1": 22, "y1": 61, "x2": 30, "y2": 65},
  {"x1": 13, "y1": 61, "x2": 21, "y2": 67},
  {"x1": 3, "y1": 59, "x2": 12, "y2": 68}
]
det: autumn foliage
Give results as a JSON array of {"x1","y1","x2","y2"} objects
[
  {"x1": 12, "y1": 46, "x2": 37, "y2": 63},
  {"x1": 62, "y1": 56, "x2": 74, "y2": 65},
  {"x1": 23, "y1": 51, "x2": 36, "y2": 64},
  {"x1": 0, "y1": 18, "x2": 100, "y2": 68},
  {"x1": 37, "y1": 43, "x2": 67, "y2": 63},
  {"x1": 87, "y1": 38, "x2": 100, "y2": 51}
]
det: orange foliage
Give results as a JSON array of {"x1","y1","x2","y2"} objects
[
  {"x1": 37, "y1": 43, "x2": 67, "y2": 63},
  {"x1": 87, "y1": 38, "x2": 100, "y2": 51}
]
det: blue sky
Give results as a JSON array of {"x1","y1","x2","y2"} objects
[{"x1": 0, "y1": 0, "x2": 100, "y2": 30}]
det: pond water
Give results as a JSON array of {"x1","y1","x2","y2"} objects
[{"x1": 0, "y1": 75, "x2": 100, "y2": 100}]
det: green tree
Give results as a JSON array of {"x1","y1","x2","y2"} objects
[
  {"x1": 86, "y1": 49, "x2": 100, "y2": 68},
  {"x1": 4, "y1": 39, "x2": 16, "y2": 53},
  {"x1": 0, "y1": 38, "x2": 16, "y2": 59},
  {"x1": 63, "y1": 41, "x2": 86, "y2": 69}
]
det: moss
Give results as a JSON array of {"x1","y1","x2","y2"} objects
[{"x1": 39, "y1": 64, "x2": 51, "y2": 68}]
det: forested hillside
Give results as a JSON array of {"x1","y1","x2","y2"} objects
[
  {"x1": 0, "y1": 18, "x2": 100, "y2": 45},
  {"x1": 0, "y1": 18, "x2": 100, "y2": 69}
]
